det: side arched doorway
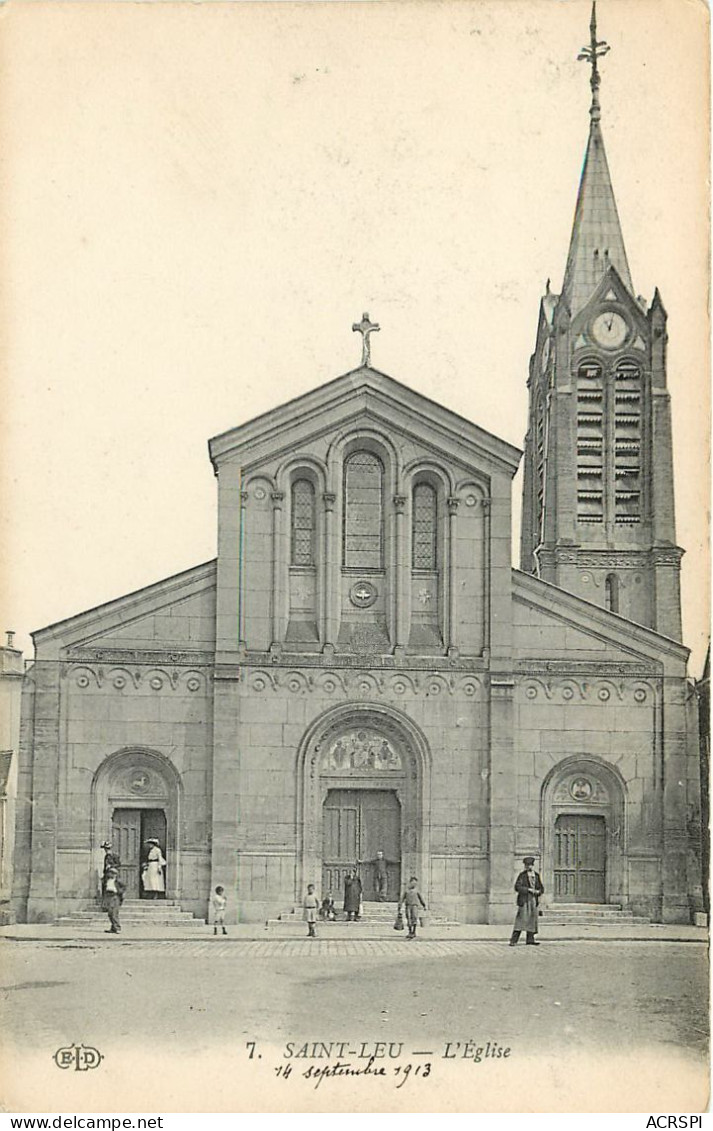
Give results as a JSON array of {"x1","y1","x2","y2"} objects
[
  {"x1": 92, "y1": 748, "x2": 182, "y2": 900},
  {"x1": 298, "y1": 705, "x2": 431, "y2": 905},
  {"x1": 542, "y1": 757, "x2": 627, "y2": 906}
]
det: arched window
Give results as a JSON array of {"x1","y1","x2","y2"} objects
[
  {"x1": 605, "y1": 573, "x2": 619, "y2": 614},
  {"x1": 343, "y1": 451, "x2": 383, "y2": 569},
  {"x1": 412, "y1": 483, "x2": 438, "y2": 570},
  {"x1": 291, "y1": 479, "x2": 316, "y2": 567}
]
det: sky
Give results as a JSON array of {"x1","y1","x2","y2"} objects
[{"x1": 1, "y1": 0, "x2": 709, "y2": 669}]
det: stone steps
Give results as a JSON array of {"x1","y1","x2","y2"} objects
[
  {"x1": 56, "y1": 900, "x2": 205, "y2": 929},
  {"x1": 544, "y1": 903, "x2": 649, "y2": 924},
  {"x1": 270, "y1": 901, "x2": 459, "y2": 928}
]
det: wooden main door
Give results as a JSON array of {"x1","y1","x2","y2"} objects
[
  {"x1": 553, "y1": 813, "x2": 606, "y2": 902},
  {"x1": 112, "y1": 809, "x2": 167, "y2": 898},
  {"x1": 322, "y1": 789, "x2": 401, "y2": 901}
]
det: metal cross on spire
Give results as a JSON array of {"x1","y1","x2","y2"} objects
[
  {"x1": 352, "y1": 312, "x2": 380, "y2": 367},
  {"x1": 577, "y1": 2, "x2": 610, "y2": 122}
]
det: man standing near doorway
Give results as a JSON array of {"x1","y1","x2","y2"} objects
[
  {"x1": 374, "y1": 850, "x2": 389, "y2": 902},
  {"x1": 509, "y1": 857, "x2": 544, "y2": 947}
]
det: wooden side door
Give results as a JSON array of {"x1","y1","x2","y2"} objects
[
  {"x1": 111, "y1": 809, "x2": 141, "y2": 897},
  {"x1": 140, "y1": 810, "x2": 168, "y2": 899},
  {"x1": 322, "y1": 790, "x2": 359, "y2": 899},
  {"x1": 554, "y1": 814, "x2": 606, "y2": 902},
  {"x1": 358, "y1": 791, "x2": 401, "y2": 900}
]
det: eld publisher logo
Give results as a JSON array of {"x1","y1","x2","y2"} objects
[{"x1": 53, "y1": 1044, "x2": 104, "y2": 1071}]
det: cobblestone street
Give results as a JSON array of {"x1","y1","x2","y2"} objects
[{"x1": 0, "y1": 935, "x2": 708, "y2": 1112}]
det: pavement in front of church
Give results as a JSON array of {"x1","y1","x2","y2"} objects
[
  {"x1": 1, "y1": 921, "x2": 707, "y2": 942},
  {"x1": 0, "y1": 934, "x2": 707, "y2": 1111}
]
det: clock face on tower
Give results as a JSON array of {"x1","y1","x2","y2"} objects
[{"x1": 591, "y1": 310, "x2": 629, "y2": 349}]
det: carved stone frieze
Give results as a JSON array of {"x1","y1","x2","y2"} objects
[
  {"x1": 65, "y1": 648, "x2": 213, "y2": 666},
  {"x1": 520, "y1": 674, "x2": 654, "y2": 704},
  {"x1": 244, "y1": 650, "x2": 485, "y2": 671},
  {"x1": 247, "y1": 667, "x2": 482, "y2": 698},
  {"x1": 68, "y1": 663, "x2": 207, "y2": 693},
  {"x1": 516, "y1": 660, "x2": 656, "y2": 678},
  {"x1": 554, "y1": 549, "x2": 683, "y2": 570},
  {"x1": 651, "y1": 549, "x2": 685, "y2": 567}
]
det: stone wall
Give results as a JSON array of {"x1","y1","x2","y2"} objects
[{"x1": 514, "y1": 672, "x2": 662, "y2": 919}]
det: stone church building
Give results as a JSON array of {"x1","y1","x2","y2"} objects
[{"x1": 12, "y1": 19, "x2": 703, "y2": 925}]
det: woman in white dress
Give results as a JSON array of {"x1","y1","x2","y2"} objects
[{"x1": 141, "y1": 838, "x2": 166, "y2": 899}]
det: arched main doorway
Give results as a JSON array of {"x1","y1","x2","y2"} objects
[
  {"x1": 298, "y1": 705, "x2": 430, "y2": 904},
  {"x1": 92, "y1": 748, "x2": 182, "y2": 900}
]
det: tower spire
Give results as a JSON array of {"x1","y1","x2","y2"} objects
[
  {"x1": 577, "y1": 2, "x2": 610, "y2": 123},
  {"x1": 562, "y1": 3, "x2": 631, "y2": 316}
]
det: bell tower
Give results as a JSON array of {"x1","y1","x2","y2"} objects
[{"x1": 520, "y1": 3, "x2": 683, "y2": 640}]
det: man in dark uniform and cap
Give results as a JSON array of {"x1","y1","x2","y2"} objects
[{"x1": 509, "y1": 857, "x2": 544, "y2": 946}]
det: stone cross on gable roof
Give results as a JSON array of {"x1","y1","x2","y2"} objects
[{"x1": 352, "y1": 312, "x2": 380, "y2": 367}]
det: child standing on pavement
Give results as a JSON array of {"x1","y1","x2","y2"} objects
[
  {"x1": 398, "y1": 876, "x2": 426, "y2": 940},
  {"x1": 212, "y1": 885, "x2": 228, "y2": 935},
  {"x1": 303, "y1": 883, "x2": 319, "y2": 938}
]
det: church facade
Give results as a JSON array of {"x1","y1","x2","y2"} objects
[{"x1": 11, "y1": 17, "x2": 703, "y2": 926}]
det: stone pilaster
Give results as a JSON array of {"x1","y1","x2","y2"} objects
[
  {"x1": 26, "y1": 661, "x2": 61, "y2": 922},
  {"x1": 322, "y1": 493, "x2": 337, "y2": 649},
  {"x1": 487, "y1": 675, "x2": 517, "y2": 924},
  {"x1": 270, "y1": 490, "x2": 285, "y2": 648},
  {"x1": 209, "y1": 668, "x2": 242, "y2": 923},
  {"x1": 393, "y1": 494, "x2": 407, "y2": 651},
  {"x1": 661, "y1": 677, "x2": 693, "y2": 922},
  {"x1": 652, "y1": 547, "x2": 683, "y2": 643},
  {"x1": 238, "y1": 489, "x2": 248, "y2": 648},
  {"x1": 446, "y1": 496, "x2": 459, "y2": 654}
]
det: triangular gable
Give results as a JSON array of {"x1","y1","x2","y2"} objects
[
  {"x1": 208, "y1": 366, "x2": 522, "y2": 479},
  {"x1": 82, "y1": 588, "x2": 216, "y2": 650},
  {"x1": 513, "y1": 569, "x2": 689, "y2": 671},
  {"x1": 570, "y1": 266, "x2": 647, "y2": 338},
  {"x1": 33, "y1": 561, "x2": 217, "y2": 660}
]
